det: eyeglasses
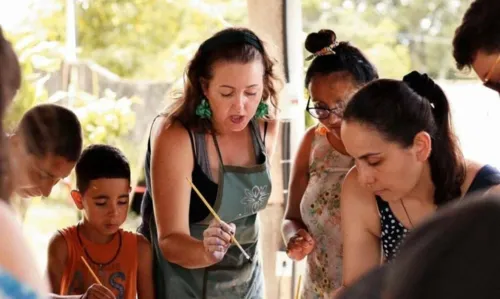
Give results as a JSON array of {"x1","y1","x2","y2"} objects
[
  {"x1": 305, "y1": 97, "x2": 346, "y2": 119},
  {"x1": 483, "y1": 54, "x2": 500, "y2": 93}
]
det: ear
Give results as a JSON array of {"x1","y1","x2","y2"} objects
[
  {"x1": 128, "y1": 186, "x2": 132, "y2": 193},
  {"x1": 71, "y1": 190, "x2": 84, "y2": 210},
  {"x1": 200, "y1": 78, "x2": 209, "y2": 96},
  {"x1": 412, "y1": 131, "x2": 432, "y2": 162}
]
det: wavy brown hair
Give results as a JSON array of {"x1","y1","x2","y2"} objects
[
  {"x1": 166, "y1": 27, "x2": 282, "y2": 132},
  {"x1": 0, "y1": 27, "x2": 21, "y2": 201}
]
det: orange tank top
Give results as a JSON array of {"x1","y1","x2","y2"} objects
[{"x1": 59, "y1": 225, "x2": 138, "y2": 299}]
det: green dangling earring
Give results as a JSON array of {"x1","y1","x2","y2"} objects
[
  {"x1": 195, "y1": 97, "x2": 212, "y2": 119},
  {"x1": 255, "y1": 101, "x2": 269, "y2": 118}
]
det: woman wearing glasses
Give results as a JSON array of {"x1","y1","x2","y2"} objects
[
  {"x1": 281, "y1": 29, "x2": 378, "y2": 298},
  {"x1": 453, "y1": 0, "x2": 500, "y2": 94}
]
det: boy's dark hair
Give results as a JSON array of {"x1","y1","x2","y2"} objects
[
  {"x1": 75, "y1": 144, "x2": 130, "y2": 194},
  {"x1": 17, "y1": 104, "x2": 83, "y2": 161},
  {"x1": 453, "y1": 0, "x2": 500, "y2": 70}
]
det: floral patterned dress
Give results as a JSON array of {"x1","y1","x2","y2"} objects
[{"x1": 299, "y1": 130, "x2": 354, "y2": 299}]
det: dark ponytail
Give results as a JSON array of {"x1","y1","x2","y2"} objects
[
  {"x1": 343, "y1": 71, "x2": 466, "y2": 205},
  {"x1": 304, "y1": 29, "x2": 378, "y2": 87},
  {"x1": 0, "y1": 27, "x2": 21, "y2": 201}
]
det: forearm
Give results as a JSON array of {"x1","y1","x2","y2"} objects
[
  {"x1": 159, "y1": 233, "x2": 214, "y2": 269},
  {"x1": 281, "y1": 218, "x2": 307, "y2": 243}
]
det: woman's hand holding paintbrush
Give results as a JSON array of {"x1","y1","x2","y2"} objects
[
  {"x1": 186, "y1": 177, "x2": 252, "y2": 263},
  {"x1": 203, "y1": 219, "x2": 236, "y2": 263}
]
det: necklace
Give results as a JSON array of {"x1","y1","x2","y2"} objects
[
  {"x1": 400, "y1": 199, "x2": 414, "y2": 228},
  {"x1": 76, "y1": 223, "x2": 122, "y2": 277}
]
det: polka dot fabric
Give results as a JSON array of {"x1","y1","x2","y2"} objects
[
  {"x1": 376, "y1": 197, "x2": 409, "y2": 261},
  {"x1": 374, "y1": 165, "x2": 500, "y2": 262}
]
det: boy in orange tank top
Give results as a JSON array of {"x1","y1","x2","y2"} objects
[{"x1": 46, "y1": 144, "x2": 154, "y2": 299}]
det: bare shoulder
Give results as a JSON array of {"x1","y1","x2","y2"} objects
[
  {"x1": 151, "y1": 117, "x2": 192, "y2": 149},
  {"x1": 258, "y1": 118, "x2": 278, "y2": 138},
  {"x1": 342, "y1": 167, "x2": 374, "y2": 202},
  {"x1": 150, "y1": 118, "x2": 194, "y2": 170},
  {"x1": 135, "y1": 233, "x2": 152, "y2": 252},
  {"x1": 258, "y1": 118, "x2": 279, "y2": 157},
  {"x1": 341, "y1": 167, "x2": 380, "y2": 235},
  {"x1": 294, "y1": 126, "x2": 317, "y2": 160},
  {"x1": 461, "y1": 159, "x2": 486, "y2": 194},
  {"x1": 134, "y1": 233, "x2": 153, "y2": 272},
  {"x1": 465, "y1": 159, "x2": 484, "y2": 177},
  {"x1": 47, "y1": 231, "x2": 68, "y2": 259},
  {"x1": 302, "y1": 125, "x2": 318, "y2": 143}
]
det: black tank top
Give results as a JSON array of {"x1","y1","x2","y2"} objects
[
  {"x1": 377, "y1": 164, "x2": 500, "y2": 261},
  {"x1": 138, "y1": 117, "x2": 267, "y2": 240}
]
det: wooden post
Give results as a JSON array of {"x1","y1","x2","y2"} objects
[{"x1": 247, "y1": 1, "x2": 289, "y2": 299}]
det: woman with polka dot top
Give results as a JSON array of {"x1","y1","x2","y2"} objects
[{"x1": 338, "y1": 71, "x2": 500, "y2": 290}]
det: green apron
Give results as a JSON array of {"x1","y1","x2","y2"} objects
[{"x1": 151, "y1": 120, "x2": 271, "y2": 299}]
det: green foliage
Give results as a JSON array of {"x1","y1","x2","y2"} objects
[
  {"x1": 302, "y1": 0, "x2": 474, "y2": 79},
  {"x1": 49, "y1": 88, "x2": 138, "y2": 146},
  {"x1": 4, "y1": 30, "x2": 64, "y2": 130},
  {"x1": 37, "y1": 0, "x2": 247, "y2": 80}
]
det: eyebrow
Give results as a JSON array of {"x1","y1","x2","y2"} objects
[
  {"x1": 92, "y1": 194, "x2": 129, "y2": 199},
  {"x1": 357, "y1": 152, "x2": 381, "y2": 160},
  {"x1": 219, "y1": 84, "x2": 259, "y2": 88}
]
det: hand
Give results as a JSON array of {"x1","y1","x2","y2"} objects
[
  {"x1": 81, "y1": 284, "x2": 116, "y2": 299},
  {"x1": 286, "y1": 228, "x2": 315, "y2": 261},
  {"x1": 203, "y1": 219, "x2": 236, "y2": 263}
]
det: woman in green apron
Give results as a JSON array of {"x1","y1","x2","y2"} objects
[{"x1": 138, "y1": 27, "x2": 282, "y2": 298}]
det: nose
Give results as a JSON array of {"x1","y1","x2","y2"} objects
[
  {"x1": 41, "y1": 182, "x2": 56, "y2": 197},
  {"x1": 327, "y1": 113, "x2": 342, "y2": 125},
  {"x1": 234, "y1": 93, "x2": 247, "y2": 111},
  {"x1": 357, "y1": 164, "x2": 376, "y2": 187},
  {"x1": 108, "y1": 203, "x2": 119, "y2": 216}
]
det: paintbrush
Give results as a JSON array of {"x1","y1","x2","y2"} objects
[
  {"x1": 80, "y1": 256, "x2": 103, "y2": 285},
  {"x1": 186, "y1": 177, "x2": 253, "y2": 263}
]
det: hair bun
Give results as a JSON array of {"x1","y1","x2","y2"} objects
[
  {"x1": 403, "y1": 71, "x2": 437, "y2": 100},
  {"x1": 305, "y1": 29, "x2": 337, "y2": 54}
]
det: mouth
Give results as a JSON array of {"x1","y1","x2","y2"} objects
[
  {"x1": 104, "y1": 223, "x2": 120, "y2": 229},
  {"x1": 373, "y1": 189, "x2": 387, "y2": 195},
  {"x1": 230, "y1": 115, "x2": 245, "y2": 124}
]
